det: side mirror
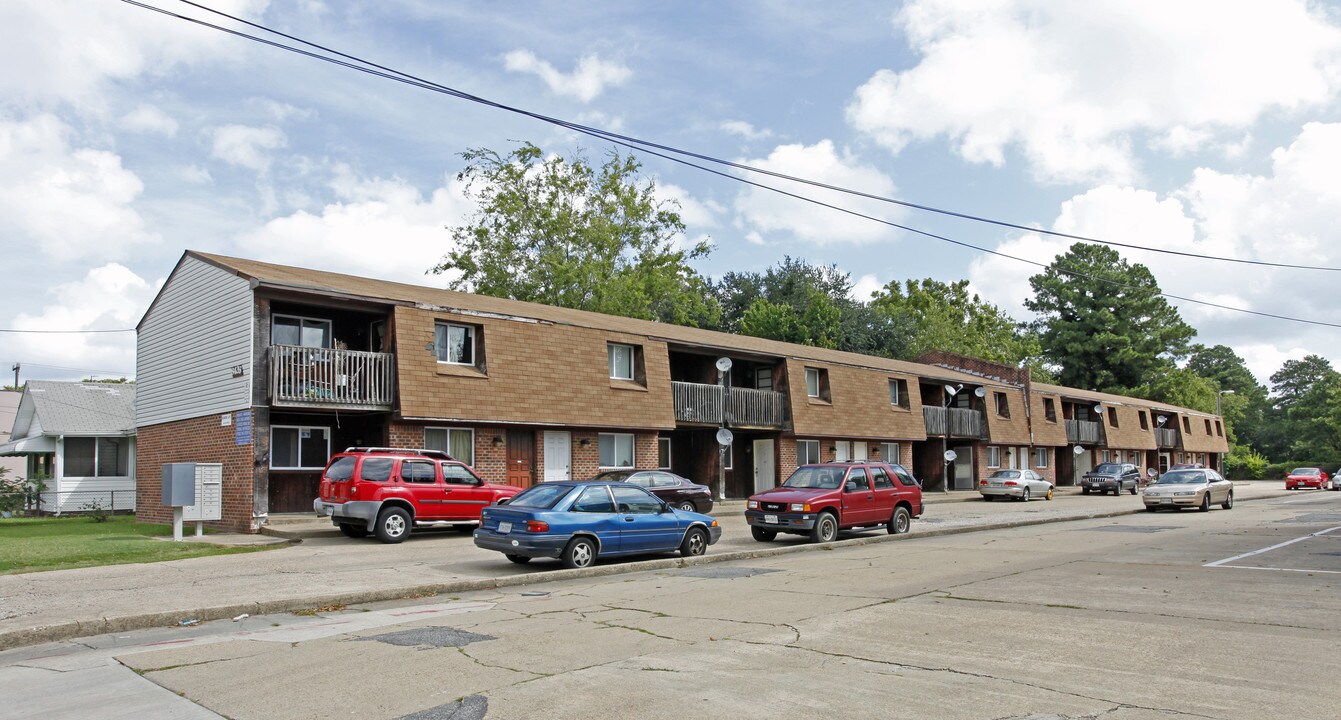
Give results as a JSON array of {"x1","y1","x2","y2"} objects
[{"x1": 496, "y1": 498, "x2": 511, "y2": 505}]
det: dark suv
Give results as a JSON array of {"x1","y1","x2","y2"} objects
[
  {"x1": 744, "y1": 462, "x2": 924, "y2": 543},
  {"x1": 314, "y1": 447, "x2": 522, "y2": 543},
  {"x1": 1081, "y1": 463, "x2": 1141, "y2": 495}
]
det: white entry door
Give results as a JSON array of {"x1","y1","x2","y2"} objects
[
  {"x1": 543, "y1": 431, "x2": 571, "y2": 482},
  {"x1": 753, "y1": 438, "x2": 776, "y2": 493},
  {"x1": 852, "y1": 442, "x2": 868, "y2": 461},
  {"x1": 1073, "y1": 450, "x2": 1093, "y2": 485}
]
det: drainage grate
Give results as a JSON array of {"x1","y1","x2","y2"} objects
[
  {"x1": 357, "y1": 627, "x2": 495, "y2": 648},
  {"x1": 398, "y1": 695, "x2": 488, "y2": 720},
  {"x1": 678, "y1": 566, "x2": 784, "y2": 579},
  {"x1": 1075, "y1": 525, "x2": 1182, "y2": 533}
]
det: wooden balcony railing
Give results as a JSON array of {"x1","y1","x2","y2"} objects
[
  {"x1": 1066, "y1": 419, "x2": 1104, "y2": 445},
  {"x1": 671, "y1": 381, "x2": 723, "y2": 424},
  {"x1": 1155, "y1": 428, "x2": 1179, "y2": 448},
  {"x1": 672, "y1": 382, "x2": 788, "y2": 429},
  {"x1": 269, "y1": 345, "x2": 395, "y2": 410},
  {"x1": 923, "y1": 406, "x2": 985, "y2": 438}
]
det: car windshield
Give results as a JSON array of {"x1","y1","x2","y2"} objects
[
  {"x1": 508, "y1": 484, "x2": 574, "y2": 509},
  {"x1": 1156, "y1": 471, "x2": 1206, "y2": 485},
  {"x1": 1094, "y1": 464, "x2": 1123, "y2": 474},
  {"x1": 990, "y1": 470, "x2": 1020, "y2": 479},
  {"x1": 782, "y1": 467, "x2": 845, "y2": 489},
  {"x1": 1291, "y1": 468, "x2": 1320, "y2": 476},
  {"x1": 592, "y1": 470, "x2": 634, "y2": 482}
]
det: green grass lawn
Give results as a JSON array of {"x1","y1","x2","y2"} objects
[{"x1": 0, "y1": 516, "x2": 276, "y2": 575}]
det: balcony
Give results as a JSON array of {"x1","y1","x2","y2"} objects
[
  {"x1": 1065, "y1": 419, "x2": 1105, "y2": 445},
  {"x1": 269, "y1": 345, "x2": 395, "y2": 410},
  {"x1": 671, "y1": 382, "x2": 788, "y2": 429},
  {"x1": 1155, "y1": 428, "x2": 1179, "y2": 448},
  {"x1": 923, "y1": 406, "x2": 985, "y2": 439}
]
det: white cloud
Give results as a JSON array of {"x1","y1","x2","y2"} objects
[
  {"x1": 8, "y1": 263, "x2": 157, "y2": 378},
  {"x1": 0, "y1": 114, "x2": 156, "y2": 261},
  {"x1": 233, "y1": 167, "x2": 474, "y2": 284},
  {"x1": 733, "y1": 140, "x2": 903, "y2": 244},
  {"x1": 721, "y1": 120, "x2": 772, "y2": 141},
  {"x1": 745, "y1": 231, "x2": 766, "y2": 246},
  {"x1": 119, "y1": 105, "x2": 179, "y2": 137},
  {"x1": 847, "y1": 0, "x2": 1341, "y2": 184},
  {"x1": 175, "y1": 165, "x2": 214, "y2": 185},
  {"x1": 210, "y1": 124, "x2": 287, "y2": 172},
  {"x1": 849, "y1": 273, "x2": 883, "y2": 302},
  {"x1": 503, "y1": 50, "x2": 631, "y2": 102},
  {"x1": 656, "y1": 182, "x2": 723, "y2": 229}
]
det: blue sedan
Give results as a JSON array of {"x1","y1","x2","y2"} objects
[{"x1": 474, "y1": 481, "x2": 722, "y2": 568}]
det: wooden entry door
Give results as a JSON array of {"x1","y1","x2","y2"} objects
[{"x1": 506, "y1": 430, "x2": 536, "y2": 488}]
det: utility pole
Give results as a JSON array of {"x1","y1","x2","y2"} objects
[{"x1": 11, "y1": 363, "x2": 18, "y2": 389}]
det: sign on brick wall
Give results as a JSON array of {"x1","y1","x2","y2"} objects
[{"x1": 235, "y1": 410, "x2": 252, "y2": 445}]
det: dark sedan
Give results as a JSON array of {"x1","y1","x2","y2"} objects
[{"x1": 589, "y1": 470, "x2": 714, "y2": 513}]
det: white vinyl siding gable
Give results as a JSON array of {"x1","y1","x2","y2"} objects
[{"x1": 137, "y1": 255, "x2": 253, "y2": 427}]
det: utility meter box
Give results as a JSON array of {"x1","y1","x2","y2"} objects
[
  {"x1": 162, "y1": 463, "x2": 197, "y2": 506},
  {"x1": 183, "y1": 463, "x2": 223, "y2": 522}
]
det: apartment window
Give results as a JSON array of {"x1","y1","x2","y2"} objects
[
  {"x1": 62, "y1": 437, "x2": 131, "y2": 477},
  {"x1": 1182, "y1": 416, "x2": 1191, "y2": 433},
  {"x1": 1138, "y1": 411, "x2": 1149, "y2": 430},
  {"x1": 271, "y1": 425, "x2": 330, "y2": 470},
  {"x1": 1204, "y1": 418, "x2": 1213, "y2": 434},
  {"x1": 435, "y1": 322, "x2": 476, "y2": 365},
  {"x1": 1035, "y1": 447, "x2": 1049, "y2": 468},
  {"x1": 755, "y1": 367, "x2": 773, "y2": 390},
  {"x1": 797, "y1": 439, "x2": 821, "y2": 465},
  {"x1": 834, "y1": 441, "x2": 851, "y2": 462},
  {"x1": 272, "y1": 314, "x2": 331, "y2": 348},
  {"x1": 598, "y1": 433, "x2": 634, "y2": 468},
  {"x1": 888, "y1": 378, "x2": 910, "y2": 408},
  {"x1": 986, "y1": 446, "x2": 1001, "y2": 468},
  {"x1": 994, "y1": 392, "x2": 1010, "y2": 418},
  {"x1": 805, "y1": 367, "x2": 821, "y2": 398},
  {"x1": 657, "y1": 437, "x2": 671, "y2": 469},
  {"x1": 608, "y1": 343, "x2": 635, "y2": 380},
  {"x1": 1043, "y1": 398, "x2": 1057, "y2": 422},
  {"x1": 1108, "y1": 407, "x2": 1119, "y2": 427},
  {"x1": 425, "y1": 427, "x2": 475, "y2": 466},
  {"x1": 881, "y1": 442, "x2": 901, "y2": 464},
  {"x1": 1102, "y1": 450, "x2": 1112, "y2": 463},
  {"x1": 1215, "y1": 420, "x2": 1224, "y2": 437}
]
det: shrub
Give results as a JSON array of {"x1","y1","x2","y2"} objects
[
  {"x1": 81, "y1": 498, "x2": 111, "y2": 523},
  {"x1": 1224, "y1": 447, "x2": 1269, "y2": 480}
]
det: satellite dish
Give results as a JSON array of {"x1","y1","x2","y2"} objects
[
  {"x1": 715, "y1": 357, "x2": 733, "y2": 373},
  {"x1": 1094, "y1": 404, "x2": 1104, "y2": 413},
  {"x1": 715, "y1": 428, "x2": 734, "y2": 446},
  {"x1": 974, "y1": 387, "x2": 986, "y2": 397},
  {"x1": 943, "y1": 450, "x2": 957, "y2": 462},
  {"x1": 1073, "y1": 445, "x2": 1085, "y2": 455},
  {"x1": 1156, "y1": 415, "x2": 1167, "y2": 426}
]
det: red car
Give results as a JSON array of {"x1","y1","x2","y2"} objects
[
  {"x1": 744, "y1": 462, "x2": 923, "y2": 543},
  {"x1": 314, "y1": 447, "x2": 522, "y2": 543},
  {"x1": 1285, "y1": 467, "x2": 1328, "y2": 491}
]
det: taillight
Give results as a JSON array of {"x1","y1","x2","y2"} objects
[
  {"x1": 1004, "y1": 481, "x2": 1018, "y2": 486},
  {"x1": 526, "y1": 520, "x2": 550, "y2": 532},
  {"x1": 979, "y1": 480, "x2": 988, "y2": 486}
]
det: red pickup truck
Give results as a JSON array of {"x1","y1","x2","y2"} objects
[{"x1": 744, "y1": 462, "x2": 924, "y2": 543}]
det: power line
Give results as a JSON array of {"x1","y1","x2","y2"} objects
[
  {"x1": 0, "y1": 328, "x2": 133, "y2": 334},
  {"x1": 119, "y1": 0, "x2": 1341, "y2": 329},
  {"x1": 9, "y1": 362, "x2": 134, "y2": 376}
]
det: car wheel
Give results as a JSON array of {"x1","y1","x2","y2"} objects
[
  {"x1": 677, "y1": 501, "x2": 696, "y2": 512},
  {"x1": 1199, "y1": 494, "x2": 1211, "y2": 513},
  {"x1": 338, "y1": 523, "x2": 368, "y2": 539},
  {"x1": 810, "y1": 512, "x2": 838, "y2": 543},
  {"x1": 561, "y1": 537, "x2": 597, "y2": 569},
  {"x1": 1082, "y1": 487, "x2": 1090, "y2": 495},
  {"x1": 1145, "y1": 506, "x2": 1158, "y2": 513},
  {"x1": 505, "y1": 554, "x2": 531, "y2": 564},
  {"x1": 1045, "y1": 487, "x2": 1054, "y2": 501},
  {"x1": 1021, "y1": 487, "x2": 1031, "y2": 502},
  {"x1": 1129, "y1": 484, "x2": 1138, "y2": 495},
  {"x1": 680, "y1": 527, "x2": 709, "y2": 557},
  {"x1": 983, "y1": 494, "x2": 995, "y2": 502},
  {"x1": 888, "y1": 506, "x2": 912, "y2": 535},
  {"x1": 1222, "y1": 491, "x2": 1233, "y2": 510},
  {"x1": 751, "y1": 526, "x2": 777, "y2": 542},
  {"x1": 374, "y1": 507, "x2": 411, "y2": 544}
]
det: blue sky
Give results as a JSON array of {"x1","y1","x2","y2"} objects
[{"x1": 4, "y1": 0, "x2": 1341, "y2": 387}]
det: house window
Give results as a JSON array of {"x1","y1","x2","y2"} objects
[
  {"x1": 881, "y1": 442, "x2": 901, "y2": 464},
  {"x1": 657, "y1": 437, "x2": 671, "y2": 469},
  {"x1": 62, "y1": 437, "x2": 131, "y2": 477},
  {"x1": 272, "y1": 314, "x2": 331, "y2": 348},
  {"x1": 598, "y1": 433, "x2": 634, "y2": 468},
  {"x1": 986, "y1": 446, "x2": 1001, "y2": 468},
  {"x1": 805, "y1": 368, "x2": 821, "y2": 398},
  {"x1": 1108, "y1": 407, "x2": 1119, "y2": 427},
  {"x1": 755, "y1": 367, "x2": 773, "y2": 390},
  {"x1": 888, "y1": 379, "x2": 910, "y2": 408},
  {"x1": 1043, "y1": 398, "x2": 1057, "y2": 422},
  {"x1": 434, "y1": 322, "x2": 476, "y2": 365},
  {"x1": 608, "y1": 343, "x2": 635, "y2": 380},
  {"x1": 271, "y1": 425, "x2": 330, "y2": 470},
  {"x1": 1102, "y1": 450, "x2": 1112, "y2": 463},
  {"x1": 425, "y1": 427, "x2": 475, "y2": 466},
  {"x1": 1139, "y1": 411, "x2": 1149, "y2": 430},
  {"x1": 1215, "y1": 420, "x2": 1223, "y2": 437},
  {"x1": 1204, "y1": 418, "x2": 1212, "y2": 434},
  {"x1": 1035, "y1": 447, "x2": 1049, "y2": 468},
  {"x1": 797, "y1": 439, "x2": 820, "y2": 465},
  {"x1": 1182, "y1": 416, "x2": 1191, "y2": 433},
  {"x1": 994, "y1": 392, "x2": 1010, "y2": 418}
]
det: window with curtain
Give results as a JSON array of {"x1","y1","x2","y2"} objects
[
  {"x1": 425, "y1": 427, "x2": 475, "y2": 465},
  {"x1": 434, "y1": 323, "x2": 475, "y2": 365}
]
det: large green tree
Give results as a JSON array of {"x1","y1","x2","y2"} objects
[
  {"x1": 431, "y1": 143, "x2": 720, "y2": 327},
  {"x1": 1185, "y1": 344, "x2": 1269, "y2": 450},
  {"x1": 1025, "y1": 243, "x2": 1195, "y2": 392},
  {"x1": 1267, "y1": 355, "x2": 1341, "y2": 461}
]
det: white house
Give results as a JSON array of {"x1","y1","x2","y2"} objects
[{"x1": 0, "y1": 382, "x2": 137, "y2": 514}]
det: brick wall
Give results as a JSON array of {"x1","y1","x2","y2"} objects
[
  {"x1": 136, "y1": 413, "x2": 257, "y2": 532},
  {"x1": 1033, "y1": 447, "x2": 1057, "y2": 484}
]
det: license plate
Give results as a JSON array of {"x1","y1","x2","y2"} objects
[
  {"x1": 1161, "y1": 499, "x2": 1172, "y2": 504},
  {"x1": 763, "y1": 515, "x2": 778, "y2": 524},
  {"x1": 497, "y1": 521, "x2": 512, "y2": 534},
  {"x1": 990, "y1": 482, "x2": 1003, "y2": 487}
]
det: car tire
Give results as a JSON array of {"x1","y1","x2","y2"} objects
[
  {"x1": 680, "y1": 527, "x2": 709, "y2": 558},
  {"x1": 1222, "y1": 491, "x2": 1233, "y2": 510},
  {"x1": 677, "y1": 501, "x2": 697, "y2": 512},
  {"x1": 1145, "y1": 506, "x2": 1158, "y2": 513},
  {"x1": 1020, "y1": 487, "x2": 1031, "y2": 502},
  {"x1": 983, "y1": 494, "x2": 994, "y2": 502},
  {"x1": 810, "y1": 512, "x2": 838, "y2": 543},
  {"x1": 1129, "y1": 484, "x2": 1138, "y2": 495},
  {"x1": 1199, "y1": 494, "x2": 1211, "y2": 513},
  {"x1": 505, "y1": 554, "x2": 531, "y2": 564},
  {"x1": 1082, "y1": 487, "x2": 1090, "y2": 495},
  {"x1": 1045, "y1": 487, "x2": 1054, "y2": 501},
  {"x1": 561, "y1": 537, "x2": 597, "y2": 569},
  {"x1": 751, "y1": 526, "x2": 777, "y2": 542},
  {"x1": 338, "y1": 523, "x2": 368, "y2": 539},
  {"x1": 888, "y1": 506, "x2": 912, "y2": 535},
  {"x1": 374, "y1": 507, "x2": 411, "y2": 544}
]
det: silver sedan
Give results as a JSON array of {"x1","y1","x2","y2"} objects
[
  {"x1": 979, "y1": 469, "x2": 1053, "y2": 502},
  {"x1": 1142, "y1": 469, "x2": 1234, "y2": 512}
]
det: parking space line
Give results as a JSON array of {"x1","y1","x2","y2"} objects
[
  {"x1": 1206, "y1": 564, "x2": 1341, "y2": 575},
  {"x1": 1204, "y1": 525, "x2": 1341, "y2": 568}
]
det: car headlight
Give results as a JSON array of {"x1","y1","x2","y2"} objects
[
  {"x1": 1174, "y1": 491, "x2": 1196, "y2": 496},
  {"x1": 747, "y1": 500, "x2": 758, "y2": 509},
  {"x1": 790, "y1": 503, "x2": 810, "y2": 512},
  {"x1": 1143, "y1": 491, "x2": 1158, "y2": 497}
]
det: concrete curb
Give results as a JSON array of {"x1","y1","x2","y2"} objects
[{"x1": 0, "y1": 489, "x2": 1290, "y2": 652}]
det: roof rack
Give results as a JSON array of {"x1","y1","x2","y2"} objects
[{"x1": 343, "y1": 447, "x2": 454, "y2": 461}]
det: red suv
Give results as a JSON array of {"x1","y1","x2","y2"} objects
[
  {"x1": 314, "y1": 447, "x2": 522, "y2": 543},
  {"x1": 745, "y1": 462, "x2": 923, "y2": 543}
]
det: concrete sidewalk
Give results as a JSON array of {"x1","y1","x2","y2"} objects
[{"x1": 0, "y1": 481, "x2": 1299, "y2": 652}]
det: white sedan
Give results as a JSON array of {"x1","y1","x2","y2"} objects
[
  {"x1": 979, "y1": 469, "x2": 1053, "y2": 502},
  {"x1": 1143, "y1": 468, "x2": 1233, "y2": 512}
]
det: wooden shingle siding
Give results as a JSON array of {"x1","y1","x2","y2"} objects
[
  {"x1": 1028, "y1": 392, "x2": 1068, "y2": 446},
  {"x1": 137, "y1": 256, "x2": 253, "y2": 427},
  {"x1": 1102, "y1": 404, "x2": 1157, "y2": 450},
  {"x1": 983, "y1": 386, "x2": 1031, "y2": 445},
  {"x1": 1179, "y1": 413, "x2": 1228, "y2": 453},
  {"x1": 786, "y1": 359, "x2": 926, "y2": 440}
]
